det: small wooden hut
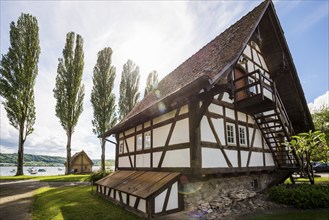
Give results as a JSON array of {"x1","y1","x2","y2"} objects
[{"x1": 65, "y1": 150, "x2": 94, "y2": 174}]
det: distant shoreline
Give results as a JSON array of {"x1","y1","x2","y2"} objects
[
  {"x1": 0, "y1": 164, "x2": 65, "y2": 167},
  {"x1": 0, "y1": 153, "x2": 115, "y2": 167}
]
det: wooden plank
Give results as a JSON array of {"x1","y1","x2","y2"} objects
[
  {"x1": 115, "y1": 134, "x2": 119, "y2": 171},
  {"x1": 189, "y1": 100, "x2": 201, "y2": 175},
  {"x1": 235, "y1": 109, "x2": 241, "y2": 168},
  {"x1": 98, "y1": 170, "x2": 142, "y2": 188},
  {"x1": 162, "y1": 184, "x2": 172, "y2": 212},
  {"x1": 119, "y1": 191, "x2": 123, "y2": 203},
  {"x1": 133, "y1": 173, "x2": 179, "y2": 199},
  {"x1": 134, "y1": 197, "x2": 140, "y2": 209},
  {"x1": 118, "y1": 113, "x2": 189, "y2": 141},
  {"x1": 246, "y1": 127, "x2": 256, "y2": 167},
  {"x1": 150, "y1": 120, "x2": 154, "y2": 168},
  {"x1": 196, "y1": 95, "x2": 213, "y2": 126},
  {"x1": 201, "y1": 166, "x2": 276, "y2": 174},
  {"x1": 201, "y1": 141, "x2": 271, "y2": 153},
  {"x1": 117, "y1": 171, "x2": 169, "y2": 196},
  {"x1": 117, "y1": 167, "x2": 191, "y2": 174},
  {"x1": 117, "y1": 143, "x2": 190, "y2": 157},
  {"x1": 111, "y1": 171, "x2": 145, "y2": 189},
  {"x1": 246, "y1": 115, "x2": 250, "y2": 148},
  {"x1": 122, "y1": 132, "x2": 133, "y2": 168},
  {"x1": 217, "y1": 92, "x2": 224, "y2": 101},
  {"x1": 110, "y1": 171, "x2": 180, "y2": 199},
  {"x1": 142, "y1": 173, "x2": 179, "y2": 199}
]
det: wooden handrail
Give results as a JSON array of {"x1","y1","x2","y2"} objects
[
  {"x1": 233, "y1": 69, "x2": 272, "y2": 83},
  {"x1": 233, "y1": 69, "x2": 274, "y2": 101}
]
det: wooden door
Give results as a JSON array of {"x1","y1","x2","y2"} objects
[{"x1": 234, "y1": 68, "x2": 248, "y2": 102}]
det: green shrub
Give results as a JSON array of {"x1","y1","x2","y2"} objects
[
  {"x1": 269, "y1": 185, "x2": 329, "y2": 209},
  {"x1": 89, "y1": 170, "x2": 111, "y2": 184}
]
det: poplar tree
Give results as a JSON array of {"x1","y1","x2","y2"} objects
[
  {"x1": 53, "y1": 32, "x2": 85, "y2": 175},
  {"x1": 91, "y1": 47, "x2": 117, "y2": 171},
  {"x1": 144, "y1": 70, "x2": 159, "y2": 97},
  {"x1": 118, "y1": 60, "x2": 140, "y2": 120},
  {"x1": 0, "y1": 13, "x2": 40, "y2": 176}
]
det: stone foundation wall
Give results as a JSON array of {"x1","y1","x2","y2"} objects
[{"x1": 182, "y1": 173, "x2": 276, "y2": 212}]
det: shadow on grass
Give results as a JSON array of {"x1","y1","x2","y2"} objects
[
  {"x1": 33, "y1": 186, "x2": 144, "y2": 220},
  {"x1": 0, "y1": 180, "x2": 47, "y2": 197}
]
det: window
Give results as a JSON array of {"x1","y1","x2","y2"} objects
[
  {"x1": 119, "y1": 142, "x2": 124, "y2": 154},
  {"x1": 144, "y1": 131, "x2": 151, "y2": 149},
  {"x1": 226, "y1": 123, "x2": 236, "y2": 144},
  {"x1": 248, "y1": 77, "x2": 255, "y2": 94},
  {"x1": 251, "y1": 179, "x2": 259, "y2": 189},
  {"x1": 136, "y1": 134, "x2": 143, "y2": 151},
  {"x1": 239, "y1": 126, "x2": 247, "y2": 146}
]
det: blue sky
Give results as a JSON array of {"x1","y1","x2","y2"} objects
[{"x1": 0, "y1": 0, "x2": 328, "y2": 159}]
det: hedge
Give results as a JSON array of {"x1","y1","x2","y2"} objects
[{"x1": 269, "y1": 185, "x2": 329, "y2": 209}]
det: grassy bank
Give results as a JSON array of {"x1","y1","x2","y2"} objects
[
  {"x1": 32, "y1": 186, "x2": 144, "y2": 220},
  {"x1": 284, "y1": 177, "x2": 329, "y2": 184},
  {"x1": 0, "y1": 174, "x2": 90, "y2": 182}
]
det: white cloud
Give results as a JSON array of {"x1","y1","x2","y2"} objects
[
  {"x1": 1, "y1": 1, "x2": 325, "y2": 160},
  {"x1": 3, "y1": 1, "x2": 252, "y2": 159},
  {"x1": 308, "y1": 91, "x2": 329, "y2": 113}
]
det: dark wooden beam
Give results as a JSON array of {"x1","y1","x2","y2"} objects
[
  {"x1": 206, "y1": 113, "x2": 233, "y2": 168},
  {"x1": 189, "y1": 101, "x2": 202, "y2": 175},
  {"x1": 115, "y1": 134, "x2": 119, "y2": 171},
  {"x1": 162, "y1": 185, "x2": 172, "y2": 212},
  {"x1": 122, "y1": 132, "x2": 133, "y2": 168},
  {"x1": 196, "y1": 96, "x2": 213, "y2": 127},
  {"x1": 158, "y1": 108, "x2": 181, "y2": 168},
  {"x1": 247, "y1": 127, "x2": 256, "y2": 167}
]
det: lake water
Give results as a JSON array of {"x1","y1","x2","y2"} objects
[{"x1": 0, "y1": 166, "x2": 112, "y2": 176}]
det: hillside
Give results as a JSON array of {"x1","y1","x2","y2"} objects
[{"x1": 0, "y1": 153, "x2": 114, "y2": 167}]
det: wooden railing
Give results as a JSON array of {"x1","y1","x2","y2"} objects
[
  {"x1": 233, "y1": 69, "x2": 274, "y2": 102},
  {"x1": 233, "y1": 69, "x2": 300, "y2": 167}
]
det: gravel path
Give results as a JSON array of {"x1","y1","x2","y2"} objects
[{"x1": 0, "y1": 180, "x2": 90, "y2": 220}]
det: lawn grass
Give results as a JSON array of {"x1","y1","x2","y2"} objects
[
  {"x1": 0, "y1": 174, "x2": 90, "y2": 182},
  {"x1": 0, "y1": 175, "x2": 37, "y2": 180},
  {"x1": 32, "y1": 186, "x2": 144, "y2": 220},
  {"x1": 247, "y1": 209, "x2": 329, "y2": 220},
  {"x1": 284, "y1": 177, "x2": 329, "y2": 184}
]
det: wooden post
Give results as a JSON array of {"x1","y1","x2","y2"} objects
[
  {"x1": 189, "y1": 100, "x2": 201, "y2": 176},
  {"x1": 115, "y1": 134, "x2": 119, "y2": 171}
]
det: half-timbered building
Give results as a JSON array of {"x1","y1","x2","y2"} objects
[{"x1": 96, "y1": 0, "x2": 313, "y2": 218}]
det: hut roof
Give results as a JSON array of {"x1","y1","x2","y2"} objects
[
  {"x1": 95, "y1": 170, "x2": 180, "y2": 199},
  {"x1": 68, "y1": 150, "x2": 94, "y2": 166}
]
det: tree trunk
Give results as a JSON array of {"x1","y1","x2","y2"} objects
[
  {"x1": 101, "y1": 139, "x2": 106, "y2": 172},
  {"x1": 65, "y1": 133, "x2": 72, "y2": 175},
  {"x1": 300, "y1": 155, "x2": 305, "y2": 178},
  {"x1": 306, "y1": 152, "x2": 315, "y2": 184},
  {"x1": 15, "y1": 125, "x2": 25, "y2": 176}
]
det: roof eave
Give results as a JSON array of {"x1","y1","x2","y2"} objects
[
  {"x1": 267, "y1": 1, "x2": 314, "y2": 131},
  {"x1": 99, "y1": 75, "x2": 211, "y2": 138}
]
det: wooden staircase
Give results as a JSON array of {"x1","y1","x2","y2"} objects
[
  {"x1": 253, "y1": 90, "x2": 298, "y2": 169},
  {"x1": 232, "y1": 69, "x2": 313, "y2": 184}
]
